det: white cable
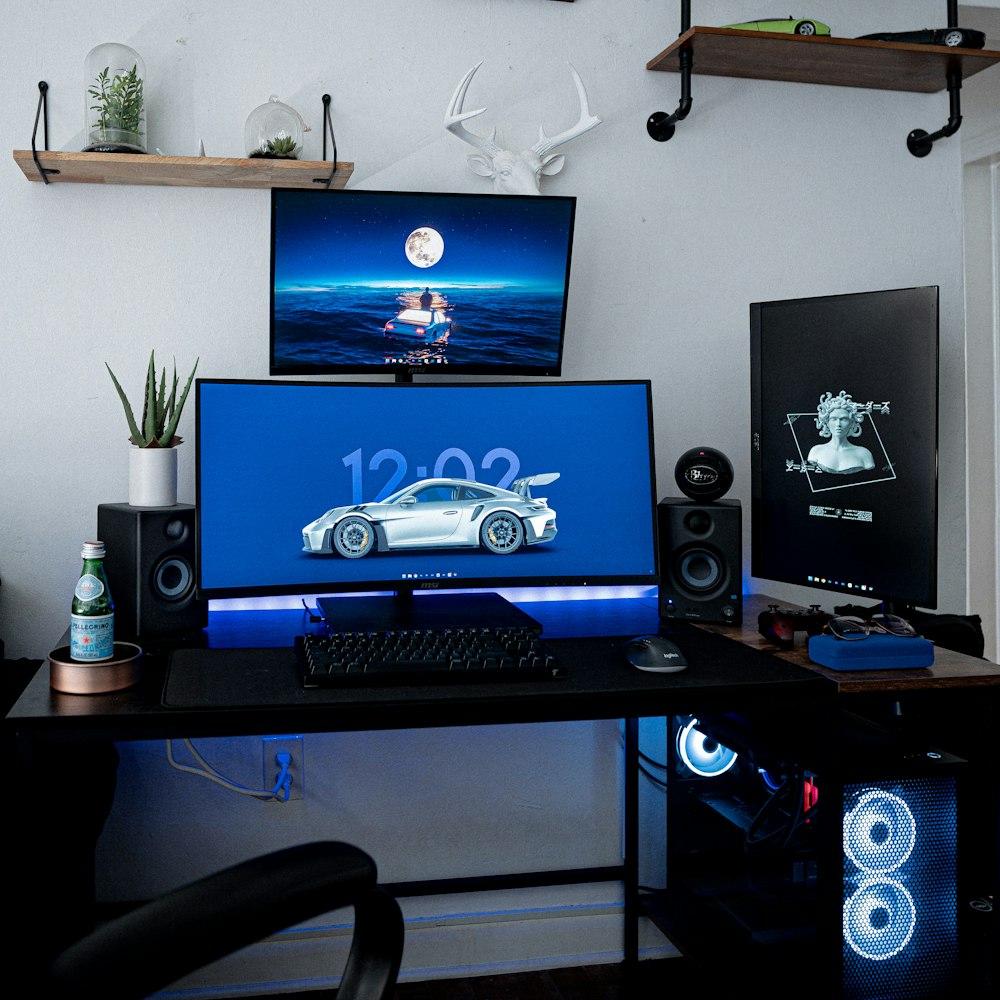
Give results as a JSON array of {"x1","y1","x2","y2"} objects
[
  {"x1": 165, "y1": 739, "x2": 291, "y2": 801},
  {"x1": 167, "y1": 738, "x2": 290, "y2": 800}
]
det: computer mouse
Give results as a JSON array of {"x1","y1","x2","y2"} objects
[{"x1": 624, "y1": 634, "x2": 688, "y2": 673}]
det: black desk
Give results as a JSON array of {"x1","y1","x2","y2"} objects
[
  {"x1": 5, "y1": 595, "x2": 998, "y2": 993},
  {"x1": 6, "y1": 597, "x2": 826, "y2": 743}
]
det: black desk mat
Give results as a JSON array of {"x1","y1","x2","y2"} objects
[{"x1": 162, "y1": 626, "x2": 819, "y2": 710}]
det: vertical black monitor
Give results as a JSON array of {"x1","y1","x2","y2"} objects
[
  {"x1": 269, "y1": 188, "x2": 576, "y2": 377},
  {"x1": 196, "y1": 379, "x2": 658, "y2": 628},
  {"x1": 750, "y1": 286, "x2": 939, "y2": 611}
]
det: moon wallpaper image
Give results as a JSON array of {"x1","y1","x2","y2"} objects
[{"x1": 270, "y1": 189, "x2": 576, "y2": 373}]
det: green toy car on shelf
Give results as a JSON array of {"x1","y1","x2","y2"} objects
[{"x1": 723, "y1": 16, "x2": 831, "y2": 36}]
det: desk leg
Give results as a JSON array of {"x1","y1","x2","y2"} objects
[{"x1": 623, "y1": 716, "x2": 639, "y2": 965}]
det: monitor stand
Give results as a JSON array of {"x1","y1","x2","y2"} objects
[
  {"x1": 833, "y1": 599, "x2": 919, "y2": 621},
  {"x1": 316, "y1": 590, "x2": 543, "y2": 633}
]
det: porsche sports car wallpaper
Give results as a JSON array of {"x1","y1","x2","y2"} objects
[
  {"x1": 302, "y1": 474, "x2": 559, "y2": 558},
  {"x1": 196, "y1": 380, "x2": 657, "y2": 598},
  {"x1": 270, "y1": 188, "x2": 576, "y2": 375}
]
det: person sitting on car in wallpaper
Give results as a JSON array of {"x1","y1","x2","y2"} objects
[{"x1": 806, "y1": 390, "x2": 876, "y2": 474}]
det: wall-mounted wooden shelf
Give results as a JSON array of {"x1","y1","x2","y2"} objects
[
  {"x1": 647, "y1": 26, "x2": 1000, "y2": 93},
  {"x1": 12, "y1": 149, "x2": 354, "y2": 189}
]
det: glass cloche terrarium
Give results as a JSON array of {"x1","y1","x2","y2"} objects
[
  {"x1": 245, "y1": 95, "x2": 307, "y2": 159},
  {"x1": 84, "y1": 42, "x2": 146, "y2": 153}
]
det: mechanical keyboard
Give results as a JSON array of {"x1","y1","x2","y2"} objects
[{"x1": 295, "y1": 626, "x2": 566, "y2": 688}]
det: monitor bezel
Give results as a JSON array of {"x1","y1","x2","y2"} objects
[
  {"x1": 195, "y1": 378, "x2": 659, "y2": 602},
  {"x1": 268, "y1": 187, "x2": 577, "y2": 378}
]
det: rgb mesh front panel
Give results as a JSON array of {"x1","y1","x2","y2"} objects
[
  {"x1": 842, "y1": 777, "x2": 958, "y2": 998},
  {"x1": 660, "y1": 711, "x2": 976, "y2": 996}
]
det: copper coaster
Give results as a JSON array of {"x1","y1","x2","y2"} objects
[{"x1": 49, "y1": 642, "x2": 143, "y2": 694}]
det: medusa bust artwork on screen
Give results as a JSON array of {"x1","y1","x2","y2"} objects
[
  {"x1": 784, "y1": 391, "x2": 892, "y2": 486},
  {"x1": 808, "y1": 391, "x2": 877, "y2": 473},
  {"x1": 751, "y1": 286, "x2": 939, "y2": 610}
]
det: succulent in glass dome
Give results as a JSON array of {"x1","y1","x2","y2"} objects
[{"x1": 251, "y1": 130, "x2": 299, "y2": 159}]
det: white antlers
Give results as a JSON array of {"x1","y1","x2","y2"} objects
[{"x1": 445, "y1": 61, "x2": 601, "y2": 195}]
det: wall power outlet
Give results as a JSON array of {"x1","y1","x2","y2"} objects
[{"x1": 261, "y1": 735, "x2": 304, "y2": 800}]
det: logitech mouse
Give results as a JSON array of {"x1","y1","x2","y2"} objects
[{"x1": 624, "y1": 634, "x2": 688, "y2": 673}]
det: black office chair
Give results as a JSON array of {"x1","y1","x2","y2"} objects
[{"x1": 44, "y1": 841, "x2": 404, "y2": 1000}]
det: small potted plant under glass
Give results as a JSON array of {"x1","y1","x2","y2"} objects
[
  {"x1": 83, "y1": 43, "x2": 147, "y2": 153},
  {"x1": 106, "y1": 350, "x2": 199, "y2": 507},
  {"x1": 245, "y1": 95, "x2": 307, "y2": 159}
]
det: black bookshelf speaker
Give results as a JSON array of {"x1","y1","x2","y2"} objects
[
  {"x1": 658, "y1": 497, "x2": 742, "y2": 625},
  {"x1": 96, "y1": 503, "x2": 207, "y2": 639}
]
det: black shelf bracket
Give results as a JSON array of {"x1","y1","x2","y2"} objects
[
  {"x1": 648, "y1": 1, "x2": 972, "y2": 154},
  {"x1": 314, "y1": 93, "x2": 339, "y2": 188},
  {"x1": 31, "y1": 81, "x2": 59, "y2": 184},
  {"x1": 907, "y1": 1, "x2": 965, "y2": 157},
  {"x1": 647, "y1": 0, "x2": 692, "y2": 142},
  {"x1": 907, "y1": 67, "x2": 963, "y2": 157}
]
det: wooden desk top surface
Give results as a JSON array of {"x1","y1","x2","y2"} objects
[{"x1": 697, "y1": 594, "x2": 1000, "y2": 694}]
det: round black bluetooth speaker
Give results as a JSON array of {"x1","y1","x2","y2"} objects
[{"x1": 674, "y1": 447, "x2": 734, "y2": 502}]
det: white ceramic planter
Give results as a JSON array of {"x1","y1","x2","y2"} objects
[{"x1": 128, "y1": 446, "x2": 178, "y2": 506}]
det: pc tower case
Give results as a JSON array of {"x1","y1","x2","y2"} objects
[{"x1": 657, "y1": 709, "x2": 991, "y2": 998}]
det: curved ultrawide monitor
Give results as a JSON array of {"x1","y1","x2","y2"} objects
[
  {"x1": 196, "y1": 379, "x2": 658, "y2": 601},
  {"x1": 269, "y1": 188, "x2": 576, "y2": 377},
  {"x1": 750, "y1": 286, "x2": 939, "y2": 610}
]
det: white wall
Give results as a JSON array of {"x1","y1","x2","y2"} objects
[
  {"x1": 962, "y1": 5, "x2": 1000, "y2": 661},
  {"x1": 3, "y1": 2, "x2": 996, "y2": 992}
]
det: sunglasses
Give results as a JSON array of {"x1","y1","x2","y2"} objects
[{"x1": 823, "y1": 614, "x2": 918, "y2": 641}]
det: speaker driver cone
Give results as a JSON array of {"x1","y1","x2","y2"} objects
[
  {"x1": 153, "y1": 556, "x2": 194, "y2": 601},
  {"x1": 676, "y1": 548, "x2": 723, "y2": 592}
]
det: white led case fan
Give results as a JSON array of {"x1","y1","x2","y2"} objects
[
  {"x1": 675, "y1": 717, "x2": 738, "y2": 778},
  {"x1": 841, "y1": 777, "x2": 958, "y2": 998},
  {"x1": 844, "y1": 789, "x2": 916, "y2": 875}
]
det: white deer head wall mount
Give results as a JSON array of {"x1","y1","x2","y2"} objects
[{"x1": 445, "y1": 61, "x2": 601, "y2": 195}]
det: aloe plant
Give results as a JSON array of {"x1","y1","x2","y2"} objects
[{"x1": 106, "y1": 351, "x2": 199, "y2": 448}]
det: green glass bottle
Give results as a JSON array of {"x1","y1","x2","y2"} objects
[{"x1": 70, "y1": 540, "x2": 115, "y2": 661}]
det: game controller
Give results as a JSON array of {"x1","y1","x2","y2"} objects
[{"x1": 758, "y1": 604, "x2": 832, "y2": 649}]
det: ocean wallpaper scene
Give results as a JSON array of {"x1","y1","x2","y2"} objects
[{"x1": 270, "y1": 189, "x2": 576, "y2": 372}]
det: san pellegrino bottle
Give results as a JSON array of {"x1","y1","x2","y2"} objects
[{"x1": 70, "y1": 541, "x2": 114, "y2": 661}]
